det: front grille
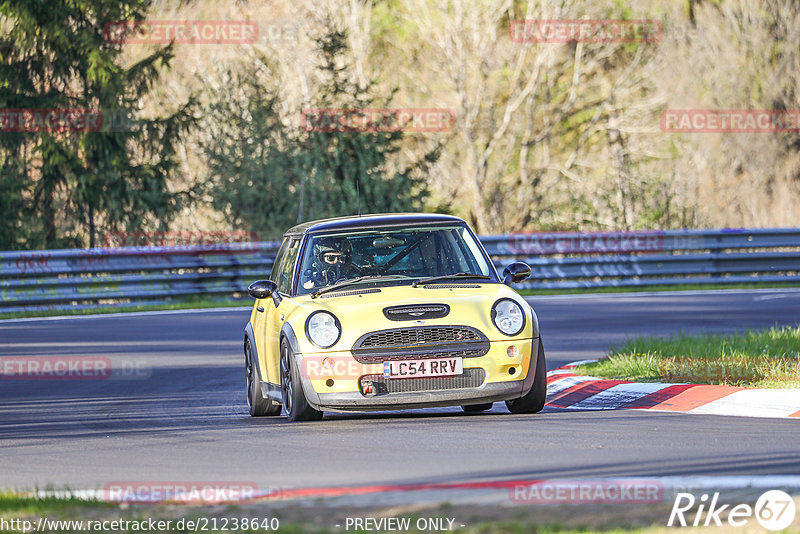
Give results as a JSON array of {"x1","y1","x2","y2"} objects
[
  {"x1": 383, "y1": 304, "x2": 450, "y2": 321},
  {"x1": 358, "y1": 326, "x2": 482, "y2": 348},
  {"x1": 351, "y1": 326, "x2": 489, "y2": 364},
  {"x1": 359, "y1": 368, "x2": 486, "y2": 395},
  {"x1": 354, "y1": 348, "x2": 487, "y2": 364}
]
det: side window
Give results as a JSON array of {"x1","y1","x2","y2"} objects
[
  {"x1": 270, "y1": 238, "x2": 290, "y2": 282},
  {"x1": 276, "y1": 239, "x2": 300, "y2": 294}
]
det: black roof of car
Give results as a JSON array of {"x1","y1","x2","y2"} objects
[{"x1": 285, "y1": 213, "x2": 466, "y2": 236}]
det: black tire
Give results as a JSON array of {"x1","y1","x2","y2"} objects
[
  {"x1": 506, "y1": 338, "x2": 547, "y2": 414},
  {"x1": 245, "y1": 338, "x2": 281, "y2": 417},
  {"x1": 461, "y1": 403, "x2": 493, "y2": 413},
  {"x1": 280, "y1": 338, "x2": 324, "y2": 422}
]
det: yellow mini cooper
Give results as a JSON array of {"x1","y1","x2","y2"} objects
[{"x1": 244, "y1": 213, "x2": 546, "y2": 421}]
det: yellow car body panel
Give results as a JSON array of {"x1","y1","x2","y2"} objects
[{"x1": 249, "y1": 284, "x2": 537, "y2": 406}]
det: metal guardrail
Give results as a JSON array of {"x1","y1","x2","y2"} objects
[
  {"x1": 1, "y1": 228, "x2": 799, "y2": 313},
  {"x1": 0, "y1": 242, "x2": 281, "y2": 313},
  {"x1": 483, "y1": 228, "x2": 800, "y2": 289}
]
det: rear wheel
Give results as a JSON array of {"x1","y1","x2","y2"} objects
[
  {"x1": 245, "y1": 338, "x2": 281, "y2": 416},
  {"x1": 280, "y1": 338, "x2": 324, "y2": 422},
  {"x1": 461, "y1": 403, "x2": 493, "y2": 413},
  {"x1": 506, "y1": 338, "x2": 547, "y2": 414}
]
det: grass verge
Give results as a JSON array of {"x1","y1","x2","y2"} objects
[
  {"x1": 0, "y1": 493, "x2": 680, "y2": 533},
  {"x1": 0, "y1": 296, "x2": 251, "y2": 321},
  {"x1": 574, "y1": 326, "x2": 800, "y2": 388},
  {"x1": 0, "y1": 493, "x2": 114, "y2": 516}
]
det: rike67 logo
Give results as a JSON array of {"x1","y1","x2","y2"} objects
[{"x1": 668, "y1": 490, "x2": 796, "y2": 531}]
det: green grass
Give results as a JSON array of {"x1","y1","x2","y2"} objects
[
  {"x1": 0, "y1": 492, "x2": 111, "y2": 516},
  {"x1": 0, "y1": 296, "x2": 252, "y2": 321},
  {"x1": 575, "y1": 326, "x2": 800, "y2": 388},
  {"x1": 519, "y1": 281, "x2": 800, "y2": 296},
  {"x1": 7, "y1": 493, "x2": 800, "y2": 533},
  {"x1": 0, "y1": 493, "x2": 667, "y2": 534}
]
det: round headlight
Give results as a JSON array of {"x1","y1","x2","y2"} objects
[
  {"x1": 305, "y1": 311, "x2": 341, "y2": 348},
  {"x1": 491, "y1": 298, "x2": 525, "y2": 336}
]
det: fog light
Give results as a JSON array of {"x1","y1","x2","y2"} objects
[
  {"x1": 509, "y1": 367, "x2": 516, "y2": 375},
  {"x1": 507, "y1": 345, "x2": 519, "y2": 358},
  {"x1": 325, "y1": 378, "x2": 334, "y2": 387}
]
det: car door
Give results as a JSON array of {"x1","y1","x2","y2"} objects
[
  {"x1": 253, "y1": 237, "x2": 288, "y2": 383},
  {"x1": 262, "y1": 236, "x2": 300, "y2": 385}
]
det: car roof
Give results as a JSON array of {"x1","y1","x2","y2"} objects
[{"x1": 284, "y1": 213, "x2": 467, "y2": 236}]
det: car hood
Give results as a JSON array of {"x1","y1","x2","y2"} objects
[{"x1": 287, "y1": 283, "x2": 536, "y2": 353}]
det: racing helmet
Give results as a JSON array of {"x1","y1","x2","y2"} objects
[{"x1": 312, "y1": 237, "x2": 352, "y2": 282}]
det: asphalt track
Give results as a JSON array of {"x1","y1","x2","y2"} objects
[{"x1": 1, "y1": 289, "x2": 799, "y2": 492}]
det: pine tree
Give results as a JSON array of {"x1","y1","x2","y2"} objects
[
  {"x1": 202, "y1": 28, "x2": 440, "y2": 240},
  {"x1": 300, "y1": 29, "x2": 438, "y2": 221},
  {"x1": 0, "y1": 0, "x2": 194, "y2": 249},
  {"x1": 203, "y1": 70, "x2": 303, "y2": 240}
]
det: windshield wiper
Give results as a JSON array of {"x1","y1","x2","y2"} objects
[
  {"x1": 311, "y1": 275, "x2": 410, "y2": 299},
  {"x1": 412, "y1": 272, "x2": 491, "y2": 287}
]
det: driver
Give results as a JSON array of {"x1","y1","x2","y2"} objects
[{"x1": 303, "y1": 237, "x2": 357, "y2": 289}]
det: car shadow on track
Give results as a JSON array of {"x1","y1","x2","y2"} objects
[
  {"x1": 0, "y1": 361, "x2": 567, "y2": 441},
  {"x1": 0, "y1": 364, "x2": 551, "y2": 439},
  {"x1": 0, "y1": 366, "x2": 249, "y2": 441}
]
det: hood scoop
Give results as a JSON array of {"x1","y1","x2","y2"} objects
[
  {"x1": 321, "y1": 288, "x2": 382, "y2": 298},
  {"x1": 423, "y1": 284, "x2": 481, "y2": 289},
  {"x1": 383, "y1": 304, "x2": 450, "y2": 321}
]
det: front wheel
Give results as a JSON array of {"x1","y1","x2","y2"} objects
[
  {"x1": 280, "y1": 338, "x2": 324, "y2": 422},
  {"x1": 245, "y1": 338, "x2": 281, "y2": 417},
  {"x1": 506, "y1": 338, "x2": 547, "y2": 414}
]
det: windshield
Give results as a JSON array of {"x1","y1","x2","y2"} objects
[{"x1": 296, "y1": 225, "x2": 495, "y2": 295}]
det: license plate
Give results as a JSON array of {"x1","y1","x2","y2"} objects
[{"x1": 383, "y1": 358, "x2": 463, "y2": 379}]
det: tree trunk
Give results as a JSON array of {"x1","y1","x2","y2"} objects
[
  {"x1": 88, "y1": 202, "x2": 95, "y2": 248},
  {"x1": 43, "y1": 186, "x2": 56, "y2": 248}
]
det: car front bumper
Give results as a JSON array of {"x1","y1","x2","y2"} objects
[
  {"x1": 310, "y1": 380, "x2": 528, "y2": 411},
  {"x1": 295, "y1": 337, "x2": 540, "y2": 412}
]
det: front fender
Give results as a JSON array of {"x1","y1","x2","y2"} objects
[
  {"x1": 520, "y1": 336, "x2": 541, "y2": 396},
  {"x1": 280, "y1": 322, "x2": 323, "y2": 409},
  {"x1": 527, "y1": 301, "x2": 540, "y2": 340},
  {"x1": 244, "y1": 322, "x2": 262, "y2": 381}
]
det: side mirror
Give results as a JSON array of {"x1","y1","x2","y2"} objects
[
  {"x1": 248, "y1": 280, "x2": 281, "y2": 306},
  {"x1": 502, "y1": 262, "x2": 531, "y2": 285}
]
